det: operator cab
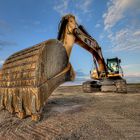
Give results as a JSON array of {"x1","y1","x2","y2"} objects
[
  {"x1": 107, "y1": 57, "x2": 123, "y2": 78},
  {"x1": 107, "y1": 57, "x2": 120, "y2": 73}
]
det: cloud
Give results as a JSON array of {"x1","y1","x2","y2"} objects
[
  {"x1": 33, "y1": 21, "x2": 41, "y2": 25},
  {"x1": 125, "y1": 76, "x2": 140, "y2": 83},
  {"x1": 125, "y1": 72, "x2": 140, "y2": 77},
  {"x1": 75, "y1": 69, "x2": 90, "y2": 82},
  {"x1": 62, "y1": 69, "x2": 90, "y2": 86},
  {"x1": 103, "y1": 0, "x2": 138, "y2": 30},
  {"x1": 0, "y1": 19, "x2": 15, "y2": 51},
  {"x1": 121, "y1": 63, "x2": 140, "y2": 83},
  {"x1": 0, "y1": 20, "x2": 9, "y2": 29},
  {"x1": 53, "y1": 0, "x2": 69, "y2": 16},
  {"x1": 133, "y1": 30, "x2": 140, "y2": 37},
  {"x1": 75, "y1": 0, "x2": 93, "y2": 14},
  {"x1": 102, "y1": 0, "x2": 140, "y2": 52},
  {"x1": 76, "y1": 69, "x2": 87, "y2": 77},
  {"x1": 0, "y1": 40, "x2": 17, "y2": 46},
  {"x1": 0, "y1": 60, "x2": 4, "y2": 68},
  {"x1": 95, "y1": 23, "x2": 101, "y2": 28},
  {"x1": 53, "y1": 0, "x2": 93, "y2": 21},
  {"x1": 20, "y1": 19, "x2": 41, "y2": 30},
  {"x1": 108, "y1": 28, "x2": 140, "y2": 51},
  {"x1": 0, "y1": 19, "x2": 12, "y2": 37},
  {"x1": 0, "y1": 60, "x2": 4, "y2": 65},
  {"x1": 124, "y1": 72, "x2": 140, "y2": 83},
  {"x1": 0, "y1": 40, "x2": 17, "y2": 50},
  {"x1": 123, "y1": 64, "x2": 140, "y2": 69}
]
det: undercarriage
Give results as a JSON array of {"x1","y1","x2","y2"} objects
[{"x1": 82, "y1": 78, "x2": 127, "y2": 93}]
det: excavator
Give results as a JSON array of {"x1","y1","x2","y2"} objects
[{"x1": 0, "y1": 14, "x2": 127, "y2": 121}]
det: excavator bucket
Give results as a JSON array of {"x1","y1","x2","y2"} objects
[{"x1": 0, "y1": 39, "x2": 74, "y2": 121}]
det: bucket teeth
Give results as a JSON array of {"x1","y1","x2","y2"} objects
[
  {"x1": 31, "y1": 114, "x2": 41, "y2": 121},
  {"x1": 0, "y1": 89, "x2": 40, "y2": 120},
  {"x1": 0, "y1": 94, "x2": 4, "y2": 110},
  {"x1": 4, "y1": 92, "x2": 8, "y2": 108},
  {"x1": 31, "y1": 95, "x2": 37, "y2": 114},
  {"x1": 7, "y1": 92, "x2": 14, "y2": 113},
  {"x1": 17, "y1": 94, "x2": 24, "y2": 113},
  {"x1": 17, "y1": 112, "x2": 25, "y2": 119}
]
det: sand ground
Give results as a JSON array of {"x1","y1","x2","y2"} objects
[{"x1": 0, "y1": 84, "x2": 140, "y2": 140}]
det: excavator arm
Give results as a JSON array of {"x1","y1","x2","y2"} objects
[
  {"x1": 73, "y1": 26, "x2": 108, "y2": 79},
  {"x1": 57, "y1": 14, "x2": 107, "y2": 79}
]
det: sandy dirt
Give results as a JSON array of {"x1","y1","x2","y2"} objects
[{"x1": 0, "y1": 84, "x2": 140, "y2": 140}]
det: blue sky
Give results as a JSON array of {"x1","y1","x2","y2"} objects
[{"x1": 0, "y1": 0, "x2": 140, "y2": 83}]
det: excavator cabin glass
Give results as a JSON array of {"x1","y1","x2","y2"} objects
[{"x1": 107, "y1": 58, "x2": 121, "y2": 74}]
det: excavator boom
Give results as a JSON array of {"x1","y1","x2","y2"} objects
[{"x1": 74, "y1": 26, "x2": 108, "y2": 78}]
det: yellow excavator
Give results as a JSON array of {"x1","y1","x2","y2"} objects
[
  {"x1": 0, "y1": 14, "x2": 127, "y2": 121},
  {"x1": 57, "y1": 14, "x2": 126, "y2": 93}
]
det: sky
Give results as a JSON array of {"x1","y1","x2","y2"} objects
[{"x1": 0, "y1": 0, "x2": 140, "y2": 84}]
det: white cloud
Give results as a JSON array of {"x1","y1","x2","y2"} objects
[
  {"x1": 122, "y1": 63, "x2": 140, "y2": 83},
  {"x1": 0, "y1": 40, "x2": 17, "y2": 48},
  {"x1": 76, "y1": 0, "x2": 93, "y2": 14},
  {"x1": 124, "y1": 72, "x2": 140, "y2": 77},
  {"x1": 125, "y1": 73, "x2": 140, "y2": 83},
  {"x1": 123, "y1": 64, "x2": 140, "y2": 69},
  {"x1": 33, "y1": 21, "x2": 40, "y2": 25},
  {"x1": 0, "y1": 19, "x2": 12, "y2": 35},
  {"x1": 133, "y1": 30, "x2": 140, "y2": 37},
  {"x1": 0, "y1": 60, "x2": 4, "y2": 65},
  {"x1": 0, "y1": 20, "x2": 9, "y2": 29},
  {"x1": 123, "y1": 64, "x2": 140, "y2": 75},
  {"x1": 108, "y1": 28, "x2": 140, "y2": 51},
  {"x1": 95, "y1": 23, "x2": 101, "y2": 28},
  {"x1": 53, "y1": 0, "x2": 93, "y2": 20},
  {"x1": 125, "y1": 76, "x2": 140, "y2": 83},
  {"x1": 61, "y1": 69, "x2": 90, "y2": 86},
  {"x1": 102, "y1": 0, "x2": 140, "y2": 52},
  {"x1": 103, "y1": 0, "x2": 138, "y2": 30},
  {"x1": 53, "y1": 0, "x2": 81, "y2": 22},
  {"x1": 53, "y1": 0, "x2": 69, "y2": 16}
]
